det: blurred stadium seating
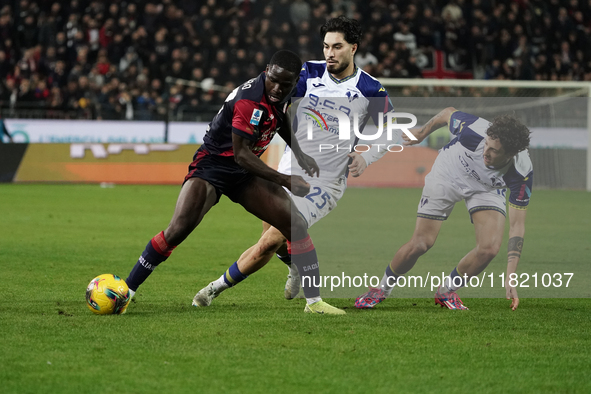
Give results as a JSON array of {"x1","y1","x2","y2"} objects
[{"x1": 0, "y1": 0, "x2": 590, "y2": 122}]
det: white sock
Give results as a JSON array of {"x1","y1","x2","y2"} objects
[
  {"x1": 379, "y1": 272, "x2": 399, "y2": 297},
  {"x1": 288, "y1": 264, "x2": 299, "y2": 277},
  {"x1": 129, "y1": 289, "x2": 135, "y2": 298},
  {"x1": 306, "y1": 296, "x2": 322, "y2": 305},
  {"x1": 212, "y1": 275, "x2": 230, "y2": 293}
]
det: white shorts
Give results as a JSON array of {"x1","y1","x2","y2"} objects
[
  {"x1": 290, "y1": 180, "x2": 345, "y2": 228},
  {"x1": 417, "y1": 172, "x2": 506, "y2": 221},
  {"x1": 277, "y1": 149, "x2": 346, "y2": 228}
]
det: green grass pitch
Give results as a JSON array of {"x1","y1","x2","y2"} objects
[{"x1": 1, "y1": 184, "x2": 590, "y2": 393}]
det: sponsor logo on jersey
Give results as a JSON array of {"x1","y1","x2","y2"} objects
[
  {"x1": 303, "y1": 107, "x2": 329, "y2": 130},
  {"x1": 312, "y1": 83, "x2": 325, "y2": 87},
  {"x1": 250, "y1": 109, "x2": 263, "y2": 126}
]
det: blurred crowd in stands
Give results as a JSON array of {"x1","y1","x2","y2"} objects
[{"x1": 0, "y1": 0, "x2": 590, "y2": 120}]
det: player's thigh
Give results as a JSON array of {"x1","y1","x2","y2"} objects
[
  {"x1": 235, "y1": 177, "x2": 295, "y2": 238},
  {"x1": 165, "y1": 177, "x2": 218, "y2": 245},
  {"x1": 472, "y1": 210, "x2": 505, "y2": 256},
  {"x1": 411, "y1": 217, "x2": 444, "y2": 249}
]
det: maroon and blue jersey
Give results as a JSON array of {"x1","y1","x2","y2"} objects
[{"x1": 202, "y1": 72, "x2": 289, "y2": 158}]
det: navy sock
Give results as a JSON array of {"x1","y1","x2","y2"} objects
[
  {"x1": 380, "y1": 264, "x2": 400, "y2": 292},
  {"x1": 289, "y1": 236, "x2": 321, "y2": 298},
  {"x1": 223, "y1": 262, "x2": 248, "y2": 287},
  {"x1": 445, "y1": 267, "x2": 466, "y2": 292},
  {"x1": 276, "y1": 253, "x2": 292, "y2": 266},
  {"x1": 126, "y1": 231, "x2": 175, "y2": 291}
]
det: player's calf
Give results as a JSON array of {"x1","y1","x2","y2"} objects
[{"x1": 126, "y1": 231, "x2": 176, "y2": 292}]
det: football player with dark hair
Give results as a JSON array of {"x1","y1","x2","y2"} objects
[
  {"x1": 123, "y1": 50, "x2": 341, "y2": 314},
  {"x1": 357, "y1": 108, "x2": 532, "y2": 311}
]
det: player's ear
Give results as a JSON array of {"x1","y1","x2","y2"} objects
[
  {"x1": 265, "y1": 64, "x2": 270, "y2": 73},
  {"x1": 351, "y1": 43, "x2": 358, "y2": 55}
]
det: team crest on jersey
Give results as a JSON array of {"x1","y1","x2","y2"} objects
[
  {"x1": 490, "y1": 175, "x2": 504, "y2": 187},
  {"x1": 346, "y1": 91, "x2": 359, "y2": 102},
  {"x1": 250, "y1": 109, "x2": 263, "y2": 126},
  {"x1": 453, "y1": 118, "x2": 461, "y2": 129}
]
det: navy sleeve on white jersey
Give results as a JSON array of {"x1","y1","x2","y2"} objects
[
  {"x1": 504, "y1": 152, "x2": 534, "y2": 209},
  {"x1": 449, "y1": 111, "x2": 480, "y2": 135},
  {"x1": 295, "y1": 61, "x2": 326, "y2": 97},
  {"x1": 295, "y1": 66, "x2": 308, "y2": 98},
  {"x1": 447, "y1": 111, "x2": 489, "y2": 152},
  {"x1": 357, "y1": 72, "x2": 394, "y2": 126}
]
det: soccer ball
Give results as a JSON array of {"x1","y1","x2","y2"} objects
[{"x1": 86, "y1": 274, "x2": 131, "y2": 315}]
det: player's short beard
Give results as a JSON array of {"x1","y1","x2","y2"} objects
[{"x1": 327, "y1": 59, "x2": 350, "y2": 76}]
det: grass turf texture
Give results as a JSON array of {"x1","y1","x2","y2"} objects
[{"x1": 1, "y1": 184, "x2": 590, "y2": 393}]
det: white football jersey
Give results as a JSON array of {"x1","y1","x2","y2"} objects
[
  {"x1": 278, "y1": 61, "x2": 393, "y2": 189},
  {"x1": 433, "y1": 111, "x2": 533, "y2": 209}
]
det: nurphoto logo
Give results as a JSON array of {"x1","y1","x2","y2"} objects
[{"x1": 305, "y1": 108, "x2": 418, "y2": 153}]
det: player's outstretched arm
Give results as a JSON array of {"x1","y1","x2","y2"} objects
[
  {"x1": 277, "y1": 110, "x2": 320, "y2": 178},
  {"x1": 506, "y1": 206, "x2": 527, "y2": 311},
  {"x1": 232, "y1": 133, "x2": 310, "y2": 197},
  {"x1": 403, "y1": 106, "x2": 457, "y2": 146}
]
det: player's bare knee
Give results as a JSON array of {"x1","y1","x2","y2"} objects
[
  {"x1": 258, "y1": 229, "x2": 285, "y2": 254},
  {"x1": 291, "y1": 215, "x2": 308, "y2": 241},
  {"x1": 477, "y1": 244, "x2": 500, "y2": 263},
  {"x1": 410, "y1": 237, "x2": 434, "y2": 256}
]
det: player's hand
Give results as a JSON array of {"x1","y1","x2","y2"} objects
[
  {"x1": 297, "y1": 153, "x2": 320, "y2": 178},
  {"x1": 402, "y1": 127, "x2": 424, "y2": 146},
  {"x1": 289, "y1": 175, "x2": 311, "y2": 197},
  {"x1": 505, "y1": 280, "x2": 519, "y2": 311},
  {"x1": 347, "y1": 153, "x2": 367, "y2": 177}
]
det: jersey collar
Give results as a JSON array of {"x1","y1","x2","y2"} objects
[{"x1": 328, "y1": 64, "x2": 359, "y2": 84}]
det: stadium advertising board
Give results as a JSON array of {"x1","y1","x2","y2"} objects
[
  {"x1": 1, "y1": 142, "x2": 285, "y2": 184},
  {"x1": 1, "y1": 119, "x2": 214, "y2": 144},
  {"x1": 13, "y1": 143, "x2": 195, "y2": 184},
  {"x1": 3, "y1": 119, "x2": 165, "y2": 143},
  {"x1": 166, "y1": 122, "x2": 209, "y2": 144}
]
